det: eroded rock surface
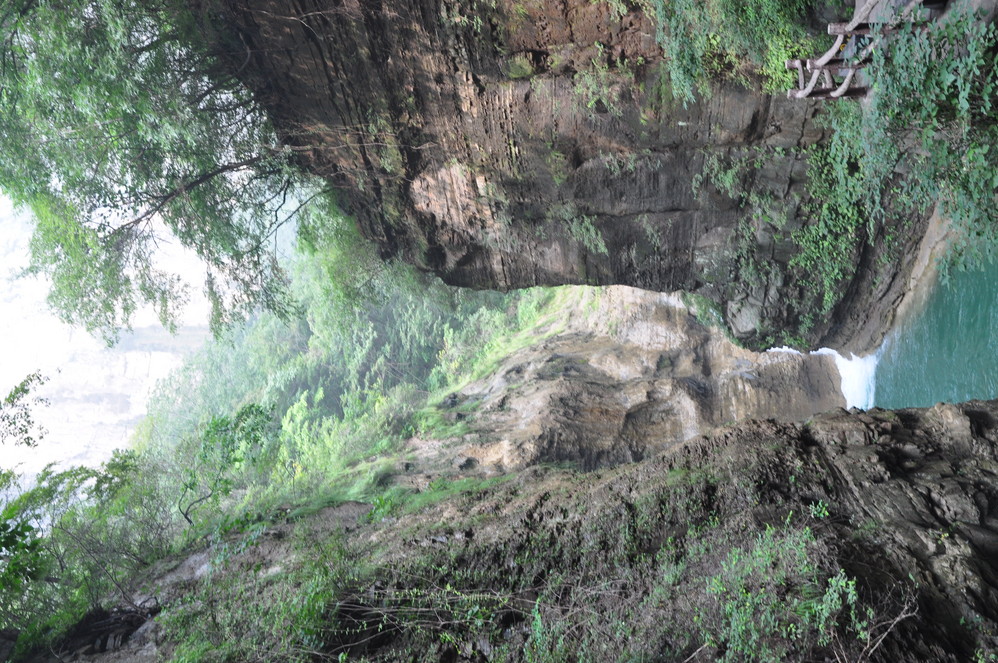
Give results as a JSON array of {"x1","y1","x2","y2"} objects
[
  {"x1": 410, "y1": 285, "x2": 844, "y2": 472},
  {"x1": 66, "y1": 397, "x2": 998, "y2": 662},
  {"x1": 381, "y1": 401, "x2": 998, "y2": 661},
  {"x1": 205, "y1": 0, "x2": 925, "y2": 350}
]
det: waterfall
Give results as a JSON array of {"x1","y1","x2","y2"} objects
[
  {"x1": 767, "y1": 345, "x2": 878, "y2": 410},
  {"x1": 812, "y1": 348, "x2": 878, "y2": 410}
]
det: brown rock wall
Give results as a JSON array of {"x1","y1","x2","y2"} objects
[
  {"x1": 206, "y1": 0, "x2": 925, "y2": 350},
  {"x1": 410, "y1": 286, "x2": 846, "y2": 471}
]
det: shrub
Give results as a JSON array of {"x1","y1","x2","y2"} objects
[
  {"x1": 698, "y1": 521, "x2": 871, "y2": 661},
  {"x1": 647, "y1": 0, "x2": 817, "y2": 104},
  {"x1": 792, "y1": 9, "x2": 998, "y2": 312}
]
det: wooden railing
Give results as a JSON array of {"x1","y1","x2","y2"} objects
[{"x1": 785, "y1": 0, "x2": 944, "y2": 100}]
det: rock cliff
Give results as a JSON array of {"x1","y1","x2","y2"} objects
[
  {"x1": 61, "y1": 396, "x2": 998, "y2": 662},
  {"x1": 202, "y1": 0, "x2": 926, "y2": 351},
  {"x1": 407, "y1": 285, "x2": 845, "y2": 473}
]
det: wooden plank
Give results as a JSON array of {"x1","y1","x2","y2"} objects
[
  {"x1": 808, "y1": 86, "x2": 869, "y2": 99},
  {"x1": 806, "y1": 58, "x2": 870, "y2": 71}
]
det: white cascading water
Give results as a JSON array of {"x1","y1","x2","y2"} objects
[
  {"x1": 812, "y1": 348, "x2": 878, "y2": 410},
  {"x1": 768, "y1": 346, "x2": 879, "y2": 410}
]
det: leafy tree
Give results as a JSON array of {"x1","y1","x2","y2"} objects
[
  {"x1": 0, "y1": 512, "x2": 44, "y2": 603},
  {"x1": 178, "y1": 403, "x2": 275, "y2": 526},
  {"x1": 862, "y1": 11, "x2": 998, "y2": 272},
  {"x1": 0, "y1": 375, "x2": 48, "y2": 618},
  {"x1": 0, "y1": 0, "x2": 319, "y2": 342},
  {"x1": 0, "y1": 447, "x2": 173, "y2": 648},
  {"x1": 0, "y1": 372, "x2": 47, "y2": 447}
]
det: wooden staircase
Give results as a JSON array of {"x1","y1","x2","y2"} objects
[{"x1": 786, "y1": 0, "x2": 949, "y2": 99}]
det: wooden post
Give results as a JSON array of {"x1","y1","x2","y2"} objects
[{"x1": 829, "y1": 22, "x2": 872, "y2": 35}]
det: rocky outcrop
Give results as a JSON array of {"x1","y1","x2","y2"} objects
[
  {"x1": 409, "y1": 285, "x2": 845, "y2": 472},
  {"x1": 204, "y1": 0, "x2": 926, "y2": 350},
  {"x1": 374, "y1": 400, "x2": 998, "y2": 661},
  {"x1": 68, "y1": 397, "x2": 998, "y2": 662},
  {"x1": 53, "y1": 608, "x2": 159, "y2": 659},
  {"x1": 0, "y1": 630, "x2": 16, "y2": 663}
]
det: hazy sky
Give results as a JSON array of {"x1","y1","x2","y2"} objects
[{"x1": 0, "y1": 198, "x2": 209, "y2": 481}]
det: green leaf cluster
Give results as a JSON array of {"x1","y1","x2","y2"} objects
[
  {"x1": 0, "y1": 521, "x2": 44, "y2": 595},
  {"x1": 0, "y1": 372, "x2": 47, "y2": 448},
  {"x1": 701, "y1": 522, "x2": 869, "y2": 661},
  {"x1": 178, "y1": 404, "x2": 276, "y2": 526},
  {"x1": 0, "y1": 450, "x2": 156, "y2": 654},
  {"x1": 0, "y1": 0, "x2": 313, "y2": 341},
  {"x1": 645, "y1": 0, "x2": 817, "y2": 104},
  {"x1": 0, "y1": 373, "x2": 49, "y2": 609},
  {"x1": 792, "y1": 9, "x2": 998, "y2": 312}
]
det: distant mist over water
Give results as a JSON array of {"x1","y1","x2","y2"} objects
[{"x1": 0, "y1": 198, "x2": 209, "y2": 484}]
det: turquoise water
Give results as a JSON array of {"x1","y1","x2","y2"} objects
[{"x1": 873, "y1": 263, "x2": 998, "y2": 409}]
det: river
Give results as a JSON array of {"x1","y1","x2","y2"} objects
[{"x1": 874, "y1": 262, "x2": 998, "y2": 408}]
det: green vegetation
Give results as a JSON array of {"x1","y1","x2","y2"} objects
[
  {"x1": 699, "y1": 520, "x2": 871, "y2": 661},
  {"x1": 568, "y1": 216, "x2": 608, "y2": 256},
  {"x1": 688, "y1": 10, "x2": 998, "y2": 328},
  {"x1": 794, "y1": 10, "x2": 998, "y2": 313},
  {"x1": 645, "y1": 0, "x2": 818, "y2": 104},
  {"x1": 164, "y1": 528, "x2": 356, "y2": 663},
  {"x1": 2, "y1": 0, "x2": 996, "y2": 659},
  {"x1": 0, "y1": 0, "x2": 319, "y2": 341},
  {"x1": 1, "y1": 450, "x2": 154, "y2": 654},
  {"x1": 692, "y1": 149, "x2": 789, "y2": 296},
  {"x1": 301, "y1": 464, "x2": 915, "y2": 662},
  {"x1": 551, "y1": 203, "x2": 608, "y2": 256},
  {"x1": 506, "y1": 54, "x2": 535, "y2": 79},
  {"x1": 680, "y1": 290, "x2": 746, "y2": 346},
  {"x1": 572, "y1": 42, "x2": 628, "y2": 118},
  {"x1": 0, "y1": 372, "x2": 48, "y2": 448},
  {"x1": 0, "y1": 207, "x2": 570, "y2": 656},
  {"x1": 544, "y1": 145, "x2": 570, "y2": 186},
  {"x1": 0, "y1": 374, "x2": 49, "y2": 607}
]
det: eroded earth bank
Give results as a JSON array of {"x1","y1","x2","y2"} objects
[
  {"x1": 53, "y1": 388, "x2": 998, "y2": 662},
  {"x1": 26, "y1": 288, "x2": 998, "y2": 663}
]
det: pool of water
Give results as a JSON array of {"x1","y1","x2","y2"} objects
[{"x1": 873, "y1": 262, "x2": 998, "y2": 409}]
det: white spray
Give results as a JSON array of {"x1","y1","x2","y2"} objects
[{"x1": 767, "y1": 346, "x2": 879, "y2": 410}]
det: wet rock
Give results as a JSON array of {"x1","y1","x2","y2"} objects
[
  {"x1": 411, "y1": 286, "x2": 845, "y2": 472},
  {"x1": 0, "y1": 630, "x2": 17, "y2": 663}
]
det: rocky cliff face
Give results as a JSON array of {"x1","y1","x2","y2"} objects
[
  {"x1": 408, "y1": 285, "x2": 845, "y2": 473},
  {"x1": 204, "y1": 0, "x2": 925, "y2": 351},
  {"x1": 65, "y1": 394, "x2": 998, "y2": 662},
  {"x1": 37, "y1": 285, "x2": 998, "y2": 662},
  {"x1": 373, "y1": 401, "x2": 998, "y2": 661}
]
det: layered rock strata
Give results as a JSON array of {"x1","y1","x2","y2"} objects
[
  {"x1": 206, "y1": 0, "x2": 925, "y2": 350},
  {"x1": 409, "y1": 285, "x2": 845, "y2": 472}
]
